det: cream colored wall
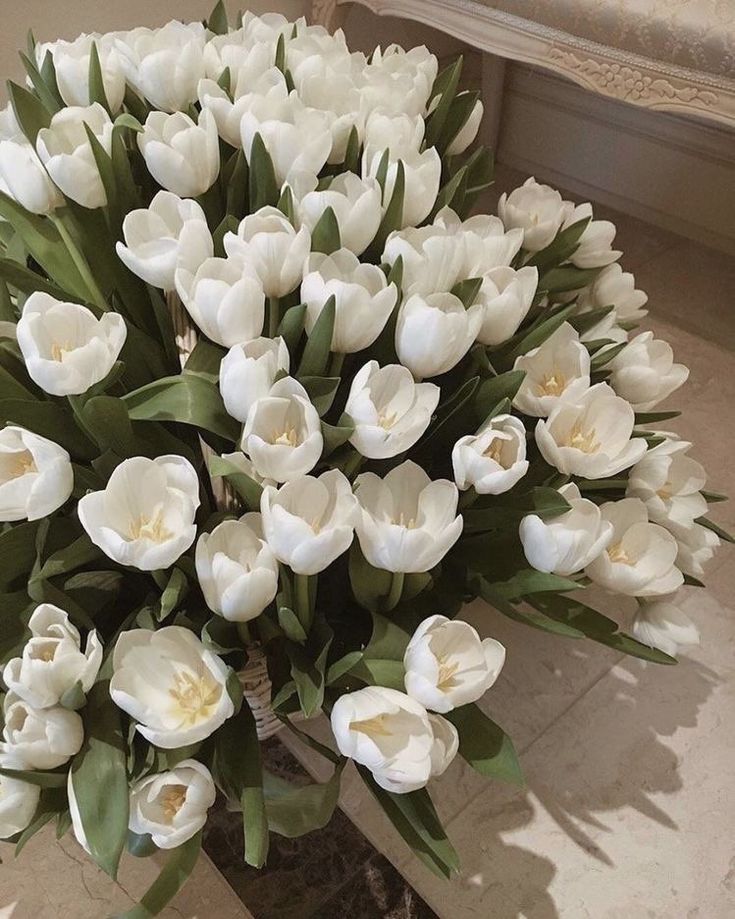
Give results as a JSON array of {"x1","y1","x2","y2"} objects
[{"x1": 0, "y1": 0, "x2": 309, "y2": 86}]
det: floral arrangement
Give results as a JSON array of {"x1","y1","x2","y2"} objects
[{"x1": 0, "y1": 4, "x2": 728, "y2": 913}]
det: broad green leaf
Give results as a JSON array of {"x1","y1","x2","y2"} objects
[
  {"x1": 81, "y1": 394, "x2": 138, "y2": 457},
  {"x1": 413, "y1": 376, "x2": 479, "y2": 460},
  {"x1": 225, "y1": 149, "x2": 248, "y2": 219},
  {"x1": 277, "y1": 302, "x2": 307, "y2": 354},
  {"x1": 7, "y1": 79, "x2": 50, "y2": 142},
  {"x1": 528, "y1": 217, "x2": 591, "y2": 272},
  {"x1": 158, "y1": 567, "x2": 189, "y2": 621},
  {"x1": 248, "y1": 133, "x2": 279, "y2": 210},
  {"x1": 504, "y1": 302, "x2": 577, "y2": 362},
  {"x1": 59, "y1": 680, "x2": 87, "y2": 711},
  {"x1": 278, "y1": 605, "x2": 307, "y2": 643},
  {"x1": 451, "y1": 276, "x2": 482, "y2": 309},
  {"x1": 120, "y1": 831, "x2": 202, "y2": 919},
  {"x1": 541, "y1": 265, "x2": 600, "y2": 293},
  {"x1": 32, "y1": 533, "x2": 101, "y2": 582},
  {"x1": 20, "y1": 51, "x2": 62, "y2": 114},
  {"x1": 87, "y1": 41, "x2": 110, "y2": 111},
  {"x1": 372, "y1": 159, "x2": 405, "y2": 252},
  {"x1": 298, "y1": 295, "x2": 335, "y2": 376},
  {"x1": 424, "y1": 55, "x2": 462, "y2": 149},
  {"x1": 287, "y1": 620, "x2": 333, "y2": 717},
  {"x1": 447, "y1": 705, "x2": 523, "y2": 785},
  {"x1": 264, "y1": 761, "x2": 344, "y2": 838},
  {"x1": 0, "y1": 767, "x2": 67, "y2": 788},
  {"x1": 474, "y1": 577, "x2": 586, "y2": 638},
  {"x1": 207, "y1": 0, "x2": 228, "y2": 34},
  {"x1": 437, "y1": 89, "x2": 480, "y2": 155},
  {"x1": 474, "y1": 370, "x2": 526, "y2": 421},
  {"x1": 321, "y1": 414, "x2": 355, "y2": 457},
  {"x1": 184, "y1": 338, "x2": 226, "y2": 380},
  {"x1": 343, "y1": 125, "x2": 360, "y2": 173},
  {"x1": 696, "y1": 516, "x2": 735, "y2": 544},
  {"x1": 299, "y1": 374, "x2": 340, "y2": 416},
  {"x1": 124, "y1": 374, "x2": 239, "y2": 441},
  {"x1": 484, "y1": 568, "x2": 581, "y2": 601},
  {"x1": 0, "y1": 256, "x2": 73, "y2": 300},
  {"x1": 0, "y1": 520, "x2": 40, "y2": 590},
  {"x1": 348, "y1": 541, "x2": 392, "y2": 612},
  {"x1": 208, "y1": 454, "x2": 263, "y2": 511},
  {"x1": 310, "y1": 205, "x2": 341, "y2": 254},
  {"x1": 568, "y1": 304, "x2": 614, "y2": 336}
]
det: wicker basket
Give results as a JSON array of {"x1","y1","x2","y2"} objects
[{"x1": 169, "y1": 292, "x2": 283, "y2": 741}]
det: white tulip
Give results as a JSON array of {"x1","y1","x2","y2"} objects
[
  {"x1": 297, "y1": 172, "x2": 382, "y2": 256},
  {"x1": 195, "y1": 513, "x2": 278, "y2": 622},
  {"x1": 3, "y1": 604, "x2": 102, "y2": 709},
  {"x1": 498, "y1": 177, "x2": 567, "y2": 252},
  {"x1": 198, "y1": 66, "x2": 286, "y2": 148},
  {"x1": 433, "y1": 208, "x2": 523, "y2": 278},
  {"x1": 519, "y1": 482, "x2": 613, "y2": 576},
  {"x1": 110, "y1": 626, "x2": 234, "y2": 748},
  {"x1": 585, "y1": 498, "x2": 683, "y2": 596},
  {"x1": 666, "y1": 519, "x2": 720, "y2": 578},
  {"x1": 138, "y1": 109, "x2": 220, "y2": 198},
  {"x1": 446, "y1": 98, "x2": 484, "y2": 155},
  {"x1": 224, "y1": 207, "x2": 311, "y2": 298},
  {"x1": 362, "y1": 111, "x2": 424, "y2": 162},
  {"x1": 627, "y1": 438, "x2": 707, "y2": 527},
  {"x1": 330, "y1": 686, "x2": 435, "y2": 793},
  {"x1": 0, "y1": 425, "x2": 73, "y2": 522},
  {"x1": 631, "y1": 600, "x2": 699, "y2": 657},
  {"x1": 382, "y1": 224, "x2": 466, "y2": 298},
  {"x1": 78, "y1": 455, "x2": 200, "y2": 571},
  {"x1": 0, "y1": 753, "x2": 40, "y2": 839},
  {"x1": 354, "y1": 461, "x2": 462, "y2": 573},
  {"x1": 36, "y1": 103, "x2": 113, "y2": 208},
  {"x1": 302, "y1": 250, "x2": 397, "y2": 354},
  {"x1": 452, "y1": 414, "x2": 529, "y2": 495},
  {"x1": 17, "y1": 293, "x2": 127, "y2": 397},
  {"x1": 475, "y1": 266, "x2": 538, "y2": 346},
  {"x1": 294, "y1": 57, "x2": 364, "y2": 164},
  {"x1": 129, "y1": 759, "x2": 216, "y2": 849},
  {"x1": 562, "y1": 202, "x2": 621, "y2": 269},
  {"x1": 115, "y1": 21, "x2": 205, "y2": 112},
  {"x1": 513, "y1": 322, "x2": 591, "y2": 417},
  {"x1": 261, "y1": 469, "x2": 358, "y2": 575},
  {"x1": 345, "y1": 361, "x2": 439, "y2": 460},
  {"x1": 219, "y1": 336, "x2": 290, "y2": 424},
  {"x1": 53, "y1": 34, "x2": 126, "y2": 111},
  {"x1": 0, "y1": 104, "x2": 62, "y2": 215},
  {"x1": 427, "y1": 713, "x2": 459, "y2": 779},
  {"x1": 175, "y1": 257, "x2": 265, "y2": 348},
  {"x1": 240, "y1": 90, "x2": 332, "y2": 186},
  {"x1": 535, "y1": 382, "x2": 647, "y2": 478},
  {"x1": 363, "y1": 147, "x2": 441, "y2": 229},
  {"x1": 116, "y1": 191, "x2": 213, "y2": 291},
  {"x1": 361, "y1": 45, "x2": 437, "y2": 118},
  {"x1": 2, "y1": 693, "x2": 83, "y2": 769},
  {"x1": 609, "y1": 332, "x2": 689, "y2": 411},
  {"x1": 576, "y1": 263, "x2": 648, "y2": 322},
  {"x1": 395, "y1": 292, "x2": 482, "y2": 379},
  {"x1": 241, "y1": 377, "x2": 323, "y2": 483},
  {"x1": 404, "y1": 615, "x2": 506, "y2": 713}
]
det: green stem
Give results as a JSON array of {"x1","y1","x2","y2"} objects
[
  {"x1": 328, "y1": 351, "x2": 345, "y2": 377},
  {"x1": 151, "y1": 570, "x2": 169, "y2": 590},
  {"x1": 268, "y1": 296, "x2": 280, "y2": 338},
  {"x1": 196, "y1": 182, "x2": 222, "y2": 230},
  {"x1": 52, "y1": 214, "x2": 109, "y2": 312},
  {"x1": 294, "y1": 573, "x2": 312, "y2": 632},
  {"x1": 458, "y1": 488, "x2": 479, "y2": 510},
  {"x1": 383, "y1": 571, "x2": 405, "y2": 612},
  {"x1": 236, "y1": 621, "x2": 251, "y2": 645},
  {"x1": 342, "y1": 448, "x2": 365, "y2": 481}
]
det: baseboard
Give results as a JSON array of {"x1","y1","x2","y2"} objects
[{"x1": 496, "y1": 63, "x2": 735, "y2": 256}]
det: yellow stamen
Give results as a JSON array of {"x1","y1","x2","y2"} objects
[
  {"x1": 350, "y1": 714, "x2": 392, "y2": 738},
  {"x1": 566, "y1": 422, "x2": 600, "y2": 454},
  {"x1": 608, "y1": 541, "x2": 633, "y2": 565},
  {"x1": 168, "y1": 670, "x2": 222, "y2": 727},
  {"x1": 51, "y1": 342, "x2": 72, "y2": 362},
  {"x1": 128, "y1": 508, "x2": 172, "y2": 543},
  {"x1": 537, "y1": 371, "x2": 567, "y2": 397},
  {"x1": 437, "y1": 658, "x2": 460, "y2": 690},
  {"x1": 159, "y1": 784, "x2": 188, "y2": 820},
  {"x1": 377, "y1": 410, "x2": 398, "y2": 431},
  {"x1": 6, "y1": 451, "x2": 37, "y2": 479},
  {"x1": 272, "y1": 428, "x2": 299, "y2": 447}
]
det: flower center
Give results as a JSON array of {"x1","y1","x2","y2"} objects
[
  {"x1": 168, "y1": 670, "x2": 221, "y2": 727},
  {"x1": 159, "y1": 784, "x2": 188, "y2": 820},
  {"x1": 437, "y1": 657, "x2": 460, "y2": 690},
  {"x1": 51, "y1": 341, "x2": 73, "y2": 362},
  {"x1": 128, "y1": 508, "x2": 172, "y2": 543},
  {"x1": 271, "y1": 427, "x2": 300, "y2": 447},
  {"x1": 29, "y1": 640, "x2": 58, "y2": 662},
  {"x1": 350, "y1": 714, "x2": 392, "y2": 738},
  {"x1": 566, "y1": 422, "x2": 600, "y2": 454},
  {"x1": 394, "y1": 512, "x2": 416, "y2": 529},
  {"x1": 608, "y1": 541, "x2": 633, "y2": 565},
  {"x1": 537, "y1": 371, "x2": 567, "y2": 397},
  {"x1": 5, "y1": 451, "x2": 37, "y2": 479},
  {"x1": 377, "y1": 410, "x2": 398, "y2": 431}
]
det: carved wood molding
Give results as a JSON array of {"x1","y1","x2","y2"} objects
[{"x1": 309, "y1": 0, "x2": 735, "y2": 128}]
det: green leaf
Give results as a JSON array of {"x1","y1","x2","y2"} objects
[
  {"x1": 212, "y1": 213, "x2": 239, "y2": 258},
  {"x1": 213, "y1": 705, "x2": 268, "y2": 868},
  {"x1": 20, "y1": 51, "x2": 63, "y2": 114},
  {"x1": 59, "y1": 680, "x2": 87, "y2": 711},
  {"x1": 326, "y1": 650, "x2": 363, "y2": 685},
  {"x1": 278, "y1": 605, "x2": 307, "y2": 643},
  {"x1": 208, "y1": 454, "x2": 263, "y2": 511},
  {"x1": 87, "y1": 41, "x2": 110, "y2": 111},
  {"x1": 310, "y1": 206, "x2": 341, "y2": 254},
  {"x1": 528, "y1": 217, "x2": 591, "y2": 272},
  {"x1": 159, "y1": 567, "x2": 189, "y2": 620},
  {"x1": 474, "y1": 370, "x2": 526, "y2": 422},
  {"x1": 7, "y1": 80, "x2": 50, "y2": 143},
  {"x1": 540, "y1": 265, "x2": 600, "y2": 293},
  {"x1": 264, "y1": 761, "x2": 344, "y2": 837},
  {"x1": 207, "y1": 0, "x2": 229, "y2": 34},
  {"x1": 343, "y1": 125, "x2": 360, "y2": 173},
  {"x1": 277, "y1": 303, "x2": 307, "y2": 354},
  {"x1": 321, "y1": 413, "x2": 355, "y2": 457},
  {"x1": 81, "y1": 394, "x2": 137, "y2": 457},
  {"x1": 504, "y1": 302, "x2": 577, "y2": 362},
  {"x1": 298, "y1": 295, "x2": 335, "y2": 376},
  {"x1": 248, "y1": 133, "x2": 279, "y2": 211},
  {"x1": 424, "y1": 55, "x2": 462, "y2": 149},
  {"x1": 371, "y1": 159, "x2": 405, "y2": 252},
  {"x1": 184, "y1": 338, "x2": 226, "y2": 380},
  {"x1": 0, "y1": 767, "x2": 67, "y2": 788},
  {"x1": 32, "y1": 533, "x2": 101, "y2": 582},
  {"x1": 634, "y1": 410, "x2": 681, "y2": 424},
  {"x1": 120, "y1": 832, "x2": 202, "y2": 919},
  {"x1": 447, "y1": 705, "x2": 523, "y2": 785},
  {"x1": 451, "y1": 276, "x2": 482, "y2": 309},
  {"x1": 124, "y1": 374, "x2": 239, "y2": 441},
  {"x1": 201, "y1": 616, "x2": 241, "y2": 654},
  {"x1": 0, "y1": 256, "x2": 73, "y2": 300},
  {"x1": 473, "y1": 577, "x2": 585, "y2": 638},
  {"x1": 0, "y1": 401, "x2": 97, "y2": 465},
  {"x1": 300, "y1": 375, "x2": 340, "y2": 416},
  {"x1": 590, "y1": 340, "x2": 627, "y2": 370},
  {"x1": 696, "y1": 516, "x2": 735, "y2": 544},
  {"x1": 225, "y1": 149, "x2": 248, "y2": 219},
  {"x1": 348, "y1": 541, "x2": 392, "y2": 612},
  {"x1": 287, "y1": 620, "x2": 333, "y2": 717},
  {"x1": 484, "y1": 568, "x2": 581, "y2": 601},
  {"x1": 0, "y1": 520, "x2": 40, "y2": 590},
  {"x1": 568, "y1": 304, "x2": 614, "y2": 336},
  {"x1": 437, "y1": 89, "x2": 480, "y2": 155}
]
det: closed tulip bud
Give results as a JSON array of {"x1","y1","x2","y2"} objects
[
  {"x1": 632, "y1": 600, "x2": 699, "y2": 658},
  {"x1": 363, "y1": 111, "x2": 424, "y2": 162},
  {"x1": 586, "y1": 498, "x2": 683, "y2": 597},
  {"x1": 297, "y1": 172, "x2": 382, "y2": 256},
  {"x1": 476, "y1": 266, "x2": 538, "y2": 346},
  {"x1": 195, "y1": 513, "x2": 278, "y2": 622},
  {"x1": 138, "y1": 109, "x2": 220, "y2": 198},
  {"x1": 395, "y1": 292, "x2": 482, "y2": 379},
  {"x1": 2, "y1": 694, "x2": 83, "y2": 769},
  {"x1": 17, "y1": 293, "x2": 127, "y2": 397},
  {"x1": 519, "y1": 483, "x2": 613, "y2": 576},
  {"x1": 0, "y1": 105, "x2": 62, "y2": 215},
  {"x1": 498, "y1": 177, "x2": 566, "y2": 252},
  {"x1": 361, "y1": 45, "x2": 437, "y2": 119},
  {"x1": 261, "y1": 469, "x2": 358, "y2": 575},
  {"x1": 302, "y1": 250, "x2": 398, "y2": 353},
  {"x1": 354, "y1": 461, "x2": 462, "y2": 573},
  {"x1": 0, "y1": 425, "x2": 73, "y2": 522},
  {"x1": 513, "y1": 322, "x2": 591, "y2": 417},
  {"x1": 129, "y1": 760, "x2": 216, "y2": 849},
  {"x1": 562, "y1": 202, "x2": 621, "y2": 269},
  {"x1": 3, "y1": 604, "x2": 102, "y2": 709},
  {"x1": 116, "y1": 191, "x2": 213, "y2": 291},
  {"x1": 36, "y1": 103, "x2": 113, "y2": 208},
  {"x1": 626, "y1": 438, "x2": 707, "y2": 528},
  {"x1": 609, "y1": 332, "x2": 689, "y2": 411},
  {"x1": 404, "y1": 615, "x2": 506, "y2": 713},
  {"x1": 535, "y1": 382, "x2": 647, "y2": 479},
  {"x1": 382, "y1": 224, "x2": 466, "y2": 298},
  {"x1": 345, "y1": 361, "x2": 439, "y2": 460},
  {"x1": 241, "y1": 377, "x2": 323, "y2": 483},
  {"x1": 667, "y1": 518, "x2": 720, "y2": 578},
  {"x1": 78, "y1": 455, "x2": 200, "y2": 571},
  {"x1": 115, "y1": 21, "x2": 205, "y2": 112},
  {"x1": 198, "y1": 68, "x2": 287, "y2": 148},
  {"x1": 0, "y1": 754, "x2": 40, "y2": 840},
  {"x1": 433, "y1": 208, "x2": 523, "y2": 278},
  {"x1": 110, "y1": 626, "x2": 234, "y2": 748},
  {"x1": 53, "y1": 34, "x2": 126, "y2": 111},
  {"x1": 363, "y1": 147, "x2": 441, "y2": 229},
  {"x1": 576, "y1": 263, "x2": 648, "y2": 322},
  {"x1": 446, "y1": 98, "x2": 484, "y2": 155},
  {"x1": 330, "y1": 686, "x2": 436, "y2": 793},
  {"x1": 175, "y1": 257, "x2": 265, "y2": 348},
  {"x1": 452, "y1": 414, "x2": 529, "y2": 495},
  {"x1": 224, "y1": 207, "x2": 311, "y2": 298},
  {"x1": 220, "y1": 336, "x2": 290, "y2": 424}
]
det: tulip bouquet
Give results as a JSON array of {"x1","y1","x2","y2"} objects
[{"x1": 0, "y1": 4, "x2": 729, "y2": 913}]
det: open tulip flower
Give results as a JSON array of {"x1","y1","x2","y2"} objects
[{"x1": 0, "y1": 8, "x2": 728, "y2": 912}]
